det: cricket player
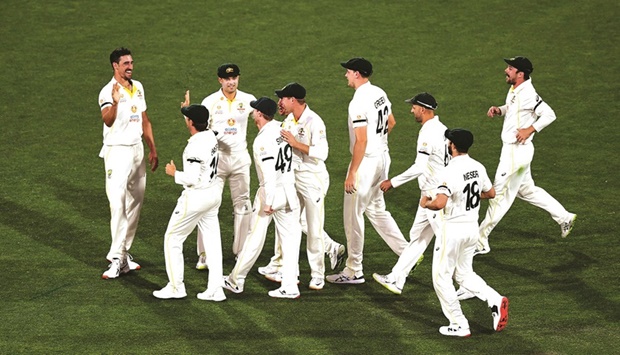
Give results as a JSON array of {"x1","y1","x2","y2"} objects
[
  {"x1": 153, "y1": 103, "x2": 225, "y2": 301},
  {"x1": 327, "y1": 57, "x2": 409, "y2": 284},
  {"x1": 476, "y1": 56, "x2": 576, "y2": 255},
  {"x1": 421, "y1": 128, "x2": 508, "y2": 337},
  {"x1": 98, "y1": 47, "x2": 158, "y2": 279},
  {"x1": 195, "y1": 63, "x2": 256, "y2": 268},
  {"x1": 222, "y1": 97, "x2": 302, "y2": 299},
  {"x1": 373, "y1": 92, "x2": 449, "y2": 294}
]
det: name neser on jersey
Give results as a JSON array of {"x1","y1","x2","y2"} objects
[{"x1": 463, "y1": 170, "x2": 479, "y2": 181}]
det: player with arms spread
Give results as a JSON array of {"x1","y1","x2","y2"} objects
[{"x1": 327, "y1": 58, "x2": 408, "y2": 285}]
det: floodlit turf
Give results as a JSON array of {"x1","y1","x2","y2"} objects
[{"x1": 1, "y1": 0, "x2": 619, "y2": 353}]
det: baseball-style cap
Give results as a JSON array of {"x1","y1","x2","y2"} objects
[
  {"x1": 217, "y1": 63, "x2": 240, "y2": 78},
  {"x1": 250, "y1": 97, "x2": 278, "y2": 117},
  {"x1": 181, "y1": 105, "x2": 209, "y2": 125},
  {"x1": 340, "y1": 57, "x2": 373, "y2": 77},
  {"x1": 405, "y1": 92, "x2": 438, "y2": 110},
  {"x1": 504, "y1": 56, "x2": 533, "y2": 74},
  {"x1": 445, "y1": 128, "x2": 474, "y2": 152},
  {"x1": 274, "y1": 82, "x2": 306, "y2": 99}
]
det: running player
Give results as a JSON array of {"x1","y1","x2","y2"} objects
[
  {"x1": 421, "y1": 128, "x2": 508, "y2": 337},
  {"x1": 372, "y1": 92, "x2": 449, "y2": 294},
  {"x1": 476, "y1": 56, "x2": 576, "y2": 255}
]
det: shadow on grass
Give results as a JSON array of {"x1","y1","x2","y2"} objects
[{"x1": 0, "y1": 196, "x2": 101, "y2": 269}]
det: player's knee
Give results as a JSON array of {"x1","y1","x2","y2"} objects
[{"x1": 234, "y1": 200, "x2": 252, "y2": 215}]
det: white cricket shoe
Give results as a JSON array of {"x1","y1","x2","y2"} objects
[
  {"x1": 265, "y1": 271, "x2": 282, "y2": 283},
  {"x1": 561, "y1": 214, "x2": 577, "y2": 238},
  {"x1": 258, "y1": 264, "x2": 280, "y2": 275},
  {"x1": 456, "y1": 287, "x2": 476, "y2": 301},
  {"x1": 153, "y1": 283, "x2": 187, "y2": 299},
  {"x1": 309, "y1": 277, "x2": 325, "y2": 290},
  {"x1": 439, "y1": 325, "x2": 471, "y2": 337},
  {"x1": 222, "y1": 276, "x2": 244, "y2": 294},
  {"x1": 327, "y1": 243, "x2": 346, "y2": 270},
  {"x1": 326, "y1": 271, "x2": 365, "y2": 284},
  {"x1": 268, "y1": 287, "x2": 300, "y2": 299},
  {"x1": 197, "y1": 287, "x2": 226, "y2": 302},
  {"x1": 372, "y1": 273, "x2": 402, "y2": 295},
  {"x1": 102, "y1": 258, "x2": 129, "y2": 279},
  {"x1": 491, "y1": 296, "x2": 510, "y2": 332},
  {"x1": 196, "y1": 252, "x2": 207, "y2": 270},
  {"x1": 126, "y1": 254, "x2": 141, "y2": 271}
]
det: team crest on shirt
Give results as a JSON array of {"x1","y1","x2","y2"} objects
[
  {"x1": 297, "y1": 128, "x2": 305, "y2": 138},
  {"x1": 137, "y1": 90, "x2": 143, "y2": 99},
  {"x1": 99, "y1": 99, "x2": 104, "y2": 105},
  {"x1": 107, "y1": 169, "x2": 112, "y2": 179},
  {"x1": 237, "y1": 103, "x2": 246, "y2": 113},
  {"x1": 131, "y1": 105, "x2": 137, "y2": 113},
  {"x1": 119, "y1": 93, "x2": 126, "y2": 103},
  {"x1": 228, "y1": 118, "x2": 236, "y2": 126}
]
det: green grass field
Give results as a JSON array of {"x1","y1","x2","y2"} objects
[{"x1": 1, "y1": 0, "x2": 619, "y2": 353}]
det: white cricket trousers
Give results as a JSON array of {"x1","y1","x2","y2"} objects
[
  {"x1": 229, "y1": 186, "x2": 302, "y2": 292},
  {"x1": 103, "y1": 142, "x2": 146, "y2": 261},
  {"x1": 164, "y1": 186, "x2": 222, "y2": 291},
  {"x1": 479, "y1": 143, "x2": 571, "y2": 242},
  {"x1": 343, "y1": 152, "x2": 408, "y2": 277},
  {"x1": 391, "y1": 198, "x2": 442, "y2": 279},
  {"x1": 197, "y1": 150, "x2": 252, "y2": 256},
  {"x1": 433, "y1": 220, "x2": 501, "y2": 329}
]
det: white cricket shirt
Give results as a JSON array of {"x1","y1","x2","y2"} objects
[
  {"x1": 391, "y1": 116, "x2": 449, "y2": 191},
  {"x1": 98, "y1": 78, "x2": 146, "y2": 146},
  {"x1": 498, "y1": 79, "x2": 557, "y2": 144},
  {"x1": 174, "y1": 130, "x2": 220, "y2": 190},
  {"x1": 281, "y1": 105, "x2": 329, "y2": 174},
  {"x1": 347, "y1": 81, "x2": 392, "y2": 157},
  {"x1": 201, "y1": 89, "x2": 256, "y2": 153},
  {"x1": 436, "y1": 155, "x2": 493, "y2": 223}
]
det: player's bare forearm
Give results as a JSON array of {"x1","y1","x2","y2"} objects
[
  {"x1": 101, "y1": 105, "x2": 118, "y2": 127},
  {"x1": 387, "y1": 113, "x2": 396, "y2": 133},
  {"x1": 142, "y1": 113, "x2": 158, "y2": 171}
]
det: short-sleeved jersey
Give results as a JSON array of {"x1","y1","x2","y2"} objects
[
  {"x1": 174, "y1": 130, "x2": 219, "y2": 190},
  {"x1": 201, "y1": 89, "x2": 256, "y2": 153},
  {"x1": 391, "y1": 116, "x2": 449, "y2": 191},
  {"x1": 281, "y1": 105, "x2": 329, "y2": 174},
  {"x1": 253, "y1": 120, "x2": 296, "y2": 207},
  {"x1": 347, "y1": 82, "x2": 392, "y2": 157},
  {"x1": 436, "y1": 155, "x2": 493, "y2": 223},
  {"x1": 499, "y1": 78, "x2": 556, "y2": 144},
  {"x1": 98, "y1": 78, "x2": 147, "y2": 146}
]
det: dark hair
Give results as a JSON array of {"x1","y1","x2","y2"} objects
[
  {"x1": 110, "y1": 47, "x2": 132, "y2": 66},
  {"x1": 522, "y1": 72, "x2": 531, "y2": 80},
  {"x1": 192, "y1": 122, "x2": 208, "y2": 132}
]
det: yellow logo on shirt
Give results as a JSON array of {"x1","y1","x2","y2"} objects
[
  {"x1": 228, "y1": 118, "x2": 235, "y2": 126},
  {"x1": 131, "y1": 105, "x2": 137, "y2": 113}
]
